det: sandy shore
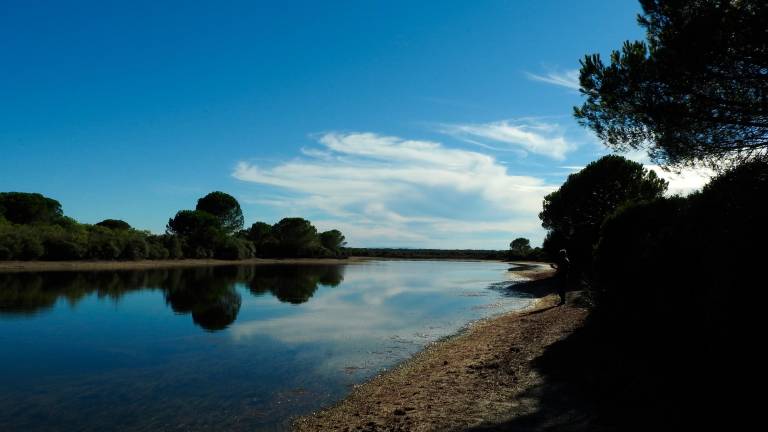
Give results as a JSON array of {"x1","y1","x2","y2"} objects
[
  {"x1": 0, "y1": 257, "x2": 369, "y2": 273},
  {"x1": 294, "y1": 263, "x2": 589, "y2": 432},
  {"x1": 0, "y1": 257, "x2": 548, "y2": 273}
]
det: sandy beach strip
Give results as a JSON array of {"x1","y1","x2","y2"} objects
[{"x1": 0, "y1": 257, "x2": 370, "y2": 273}]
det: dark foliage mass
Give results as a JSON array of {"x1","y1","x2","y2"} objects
[
  {"x1": 319, "y1": 229, "x2": 347, "y2": 255},
  {"x1": 527, "y1": 161, "x2": 765, "y2": 430},
  {"x1": 539, "y1": 155, "x2": 667, "y2": 274},
  {"x1": 195, "y1": 191, "x2": 244, "y2": 234},
  {"x1": 241, "y1": 219, "x2": 348, "y2": 259},
  {"x1": 269, "y1": 217, "x2": 322, "y2": 257},
  {"x1": 0, "y1": 192, "x2": 63, "y2": 225},
  {"x1": 95, "y1": 219, "x2": 131, "y2": 230},
  {"x1": 524, "y1": 1, "x2": 768, "y2": 428},
  {"x1": 0, "y1": 191, "x2": 345, "y2": 261},
  {"x1": 575, "y1": 0, "x2": 768, "y2": 167},
  {"x1": 506, "y1": 237, "x2": 545, "y2": 260},
  {"x1": 572, "y1": 160, "x2": 767, "y2": 428},
  {"x1": 509, "y1": 238, "x2": 531, "y2": 256},
  {"x1": 167, "y1": 209, "x2": 229, "y2": 258}
]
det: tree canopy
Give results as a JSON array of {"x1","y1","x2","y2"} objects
[
  {"x1": 574, "y1": 0, "x2": 768, "y2": 168},
  {"x1": 166, "y1": 209, "x2": 225, "y2": 257},
  {"x1": 270, "y1": 218, "x2": 320, "y2": 257},
  {"x1": 195, "y1": 191, "x2": 244, "y2": 234},
  {"x1": 539, "y1": 155, "x2": 667, "y2": 269},
  {"x1": 0, "y1": 192, "x2": 63, "y2": 225},
  {"x1": 95, "y1": 219, "x2": 131, "y2": 230},
  {"x1": 245, "y1": 222, "x2": 272, "y2": 243},
  {"x1": 167, "y1": 210, "x2": 221, "y2": 238},
  {"x1": 509, "y1": 237, "x2": 532, "y2": 256},
  {"x1": 319, "y1": 229, "x2": 347, "y2": 255},
  {"x1": 547, "y1": 2, "x2": 768, "y2": 427},
  {"x1": 1, "y1": 189, "x2": 345, "y2": 261}
]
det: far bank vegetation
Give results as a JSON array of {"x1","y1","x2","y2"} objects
[{"x1": 0, "y1": 191, "x2": 346, "y2": 261}]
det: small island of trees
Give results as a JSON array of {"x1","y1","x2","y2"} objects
[{"x1": 0, "y1": 191, "x2": 347, "y2": 261}]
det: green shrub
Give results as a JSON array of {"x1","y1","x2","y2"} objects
[
  {"x1": 119, "y1": 233, "x2": 149, "y2": 260},
  {"x1": 86, "y1": 227, "x2": 122, "y2": 259},
  {"x1": 44, "y1": 238, "x2": 86, "y2": 260},
  {"x1": 215, "y1": 238, "x2": 255, "y2": 260}
]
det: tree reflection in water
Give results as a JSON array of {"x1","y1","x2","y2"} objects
[
  {"x1": 248, "y1": 265, "x2": 343, "y2": 304},
  {"x1": 0, "y1": 264, "x2": 345, "y2": 330}
]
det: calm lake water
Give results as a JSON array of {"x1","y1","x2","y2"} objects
[{"x1": 0, "y1": 260, "x2": 533, "y2": 431}]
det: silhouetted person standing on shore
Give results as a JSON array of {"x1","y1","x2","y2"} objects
[{"x1": 551, "y1": 249, "x2": 570, "y2": 306}]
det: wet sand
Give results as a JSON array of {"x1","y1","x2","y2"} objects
[
  {"x1": 294, "y1": 263, "x2": 589, "y2": 432},
  {"x1": 0, "y1": 257, "x2": 369, "y2": 273}
]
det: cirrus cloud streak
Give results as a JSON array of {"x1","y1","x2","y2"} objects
[
  {"x1": 525, "y1": 69, "x2": 581, "y2": 90},
  {"x1": 439, "y1": 119, "x2": 577, "y2": 160}
]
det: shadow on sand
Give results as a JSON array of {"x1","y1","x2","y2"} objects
[
  {"x1": 462, "y1": 316, "x2": 614, "y2": 432},
  {"x1": 461, "y1": 284, "x2": 622, "y2": 432},
  {"x1": 461, "y1": 292, "x2": 728, "y2": 432},
  {"x1": 492, "y1": 277, "x2": 555, "y2": 299}
]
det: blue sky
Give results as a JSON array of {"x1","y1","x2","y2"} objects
[{"x1": 0, "y1": 0, "x2": 709, "y2": 248}]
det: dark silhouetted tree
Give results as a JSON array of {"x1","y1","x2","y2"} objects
[
  {"x1": 195, "y1": 191, "x2": 244, "y2": 234},
  {"x1": 95, "y1": 219, "x2": 131, "y2": 230},
  {"x1": 167, "y1": 210, "x2": 220, "y2": 237},
  {"x1": 245, "y1": 222, "x2": 272, "y2": 243},
  {"x1": 574, "y1": 0, "x2": 768, "y2": 168},
  {"x1": 541, "y1": 230, "x2": 567, "y2": 260},
  {"x1": 271, "y1": 217, "x2": 320, "y2": 257},
  {"x1": 0, "y1": 192, "x2": 63, "y2": 225},
  {"x1": 588, "y1": 160, "x2": 768, "y2": 428},
  {"x1": 242, "y1": 221, "x2": 276, "y2": 257},
  {"x1": 509, "y1": 237, "x2": 532, "y2": 257},
  {"x1": 319, "y1": 229, "x2": 346, "y2": 255},
  {"x1": 166, "y1": 210, "x2": 223, "y2": 257},
  {"x1": 540, "y1": 155, "x2": 667, "y2": 272}
]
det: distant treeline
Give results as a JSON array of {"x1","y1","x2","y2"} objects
[
  {"x1": 348, "y1": 246, "x2": 545, "y2": 261},
  {"x1": 0, "y1": 191, "x2": 346, "y2": 261},
  {"x1": 348, "y1": 248, "x2": 506, "y2": 260}
]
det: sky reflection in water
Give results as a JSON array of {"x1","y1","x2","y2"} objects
[{"x1": 0, "y1": 260, "x2": 532, "y2": 431}]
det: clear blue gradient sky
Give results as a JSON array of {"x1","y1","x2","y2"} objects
[{"x1": 1, "y1": 1, "x2": 703, "y2": 248}]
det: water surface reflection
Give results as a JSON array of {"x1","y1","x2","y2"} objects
[
  {"x1": 0, "y1": 260, "x2": 530, "y2": 431},
  {"x1": 0, "y1": 265, "x2": 344, "y2": 330}
]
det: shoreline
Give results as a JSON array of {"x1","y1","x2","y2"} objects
[
  {"x1": 0, "y1": 257, "x2": 370, "y2": 273},
  {"x1": 0, "y1": 257, "x2": 547, "y2": 273},
  {"x1": 294, "y1": 263, "x2": 588, "y2": 431}
]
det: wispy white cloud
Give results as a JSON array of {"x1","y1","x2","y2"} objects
[
  {"x1": 233, "y1": 132, "x2": 557, "y2": 248},
  {"x1": 617, "y1": 148, "x2": 652, "y2": 164},
  {"x1": 615, "y1": 149, "x2": 714, "y2": 196},
  {"x1": 439, "y1": 119, "x2": 577, "y2": 160},
  {"x1": 647, "y1": 165, "x2": 714, "y2": 196},
  {"x1": 525, "y1": 69, "x2": 581, "y2": 90}
]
